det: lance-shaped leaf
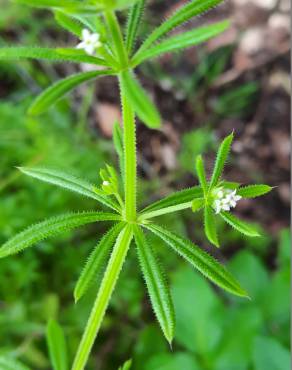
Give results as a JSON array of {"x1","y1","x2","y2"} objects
[
  {"x1": 136, "y1": 0, "x2": 224, "y2": 55},
  {"x1": 16, "y1": 0, "x2": 101, "y2": 15},
  {"x1": 209, "y1": 132, "x2": 233, "y2": 189},
  {"x1": 220, "y1": 211, "x2": 260, "y2": 237},
  {"x1": 140, "y1": 186, "x2": 203, "y2": 219},
  {"x1": 125, "y1": 0, "x2": 145, "y2": 54},
  {"x1": 74, "y1": 223, "x2": 125, "y2": 302},
  {"x1": 237, "y1": 185, "x2": 273, "y2": 198},
  {"x1": 204, "y1": 206, "x2": 219, "y2": 247},
  {"x1": 46, "y1": 320, "x2": 68, "y2": 370},
  {"x1": 55, "y1": 11, "x2": 83, "y2": 37},
  {"x1": 195, "y1": 155, "x2": 208, "y2": 195},
  {"x1": 29, "y1": 70, "x2": 113, "y2": 115},
  {"x1": 0, "y1": 47, "x2": 108, "y2": 66},
  {"x1": 145, "y1": 224, "x2": 248, "y2": 298},
  {"x1": 0, "y1": 357, "x2": 31, "y2": 370},
  {"x1": 0, "y1": 212, "x2": 121, "y2": 259},
  {"x1": 72, "y1": 225, "x2": 133, "y2": 370},
  {"x1": 132, "y1": 21, "x2": 230, "y2": 66},
  {"x1": 133, "y1": 225, "x2": 175, "y2": 344},
  {"x1": 120, "y1": 71, "x2": 161, "y2": 129},
  {"x1": 118, "y1": 359, "x2": 132, "y2": 370},
  {"x1": 18, "y1": 167, "x2": 120, "y2": 212}
]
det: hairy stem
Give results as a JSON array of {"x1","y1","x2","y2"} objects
[
  {"x1": 139, "y1": 202, "x2": 193, "y2": 221},
  {"x1": 119, "y1": 75, "x2": 137, "y2": 221},
  {"x1": 71, "y1": 226, "x2": 133, "y2": 370}
]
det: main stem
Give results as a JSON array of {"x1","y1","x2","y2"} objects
[{"x1": 71, "y1": 226, "x2": 133, "y2": 370}]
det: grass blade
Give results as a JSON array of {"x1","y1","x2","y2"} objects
[
  {"x1": 209, "y1": 133, "x2": 233, "y2": 189},
  {"x1": 29, "y1": 70, "x2": 113, "y2": 115},
  {"x1": 0, "y1": 212, "x2": 121, "y2": 259},
  {"x1": 18, "y1": 167, "x2": 120, "y2": 212},
  {"x1": 74, "y1": 223, "x2": 125, "y2": 302},
  {"x1": 132, "y1": 21, "x2": 229, "y2": 66},
  {"x1": 145, "y1": 224, "x2": 248, "y2": 298},
  {"x1": 72, "y1": 225, "x2": 133, "y2": 370},
  {"x1": 220, "y1": 211, "x2": 260, "y2": 237},
  {"x1": 133, "y1": 225, "x2": 175, "y2": 344},
  {"x1": 46, "y1": 319, "x2": 68, "y2": 370},
  {"x1": 119, "y1": 71, "x2": 161, "y2": 129}
]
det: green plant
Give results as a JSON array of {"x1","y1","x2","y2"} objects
[{"x1": 0, "y1": 1, "x2": 273, "y2": 369}]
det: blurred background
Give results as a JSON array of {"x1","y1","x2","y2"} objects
[{"x1": 0, "y1": 0, "x2": 290, "y2": 369}]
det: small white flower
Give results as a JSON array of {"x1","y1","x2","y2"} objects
[
  {"x1": 76, "y1": 29, "x2": 102, "y2": 56},
  {"x1": 103, "y1": 181, "x2": 110, "y2": 186},
  {"x1": 213, "y1": 188, "x2": 242, "y2": 214}
]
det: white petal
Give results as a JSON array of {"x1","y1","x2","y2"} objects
[
  {"x1": 82, "y1": 29, "x2": 91, "y2": 41},
  {"x1": 222, "y1": 204, "x2": 231, "y2": 211},
  {"x1": 235, "y1": 195, "x2": 242, "y2": 201},
  {"x1": 217, "y1": 190, "x2": 224, "y2": 198},
  {"x1": 229, "y1": 200, "x2": 236, "y2": 208},
  {"x1": 90, "y1": 33, "x2": 100, "y2": 43},
  {"x1": 85, "y1": 45, "x2": 95, "y2": 55},
  {"x1": 76, "y1": 42, "x2": 86, "y2": 49}
]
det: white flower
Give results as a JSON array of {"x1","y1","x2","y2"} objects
[
  {"x1": 213, "y1": 188, "x2": 242, "y2": 214},
  {"x1": 76, "y1": 29, "x2": 102, "y2": 56},
  {"x1": 103, "y1": 181, "x2": 110, "y2": 186}
]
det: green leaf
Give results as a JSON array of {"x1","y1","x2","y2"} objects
[
  {"x1": 237, "y1": 185, "x2": 273, "y2": 198},
  {"x1": 252, "y1": 336, "x2": 290, "y2": 370},
  {"x1": 55, "y1": 11, "x2": 83, "y2": 37},
  {"x1": 15, "y1": 0, "x2": 101, "y2": 15},
  {"x1": 209, "y1": 133, "x2": 233, "y2": 189},
  {"x1": 46, "y1": 319, "x2": 68, "y2": 370},
  {"x1": 113, "y1": 122, "x2": 125, "y2": 182},
  {"x1": 18, "y1": 167, "x2": 120, "y2": 212},
  {"x1": 120, "y1": 71, "x2": 161, "y2": 129},
  {"x1": 204, "y1": 206, "x2": 219, "y2": 247},
  {"x1": 195, "y1": 155, "x2": 208, "y2": 195},
  {"x1": 125, "y1": 0, "x2": 145, "y2": 54},
  {"x1": 0, "y1": 47, "x2": 108, "y2": 66},
  {"x1": 145, "y1": 224, "x2": 248, "y2": 298},
  {"x1": 0, "y1": 212, "x2": 121, "y2": 259},
  {"x1": 141, "y1": 186, "x2": 203, "y2": 216},
  {"x1": 72, "y1": 225, "x2": 133, "y2": 370},
  {"x1": 133, "y1": 225, "x2": 175, "y2": 344},
  {"x1": 0, "y1": 357, "x2": 31, "y2": 370},
  {"x1": 74, "y1": 223, "x2": 125, "y2": 302},
  {"x1": 136, "y1": 0, "x2": 225, "y2": 55},
  {"x1": 220, "y1": 211, "x2": 260, "y2": 237},
  {"x1": 118, "y1": 359, "x2": 132, "y2": 370},
  {"x1": 191, "y1": 198, "x2": 204, "y2": 213},
  {"x1": 132, "y1": 21, "x2": 230, "y2": 66},
  {"x1": 29, "y1": 70, "x2": 113, "y2": 115}
]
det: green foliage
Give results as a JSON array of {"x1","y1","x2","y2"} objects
[
  {"x1": 0, "y1": 212, "x2": 121, "y2": 258},
  {"x1": 118, "y1": 359, "x2": 132, "y2": 370},
  {"x1": 125, "y1": 0, "x2": 145, "y2": 54},
  {"x1": 29, "y1": 70, "x2": 113, "y2": 115},
  {"x1": 204, "y1": 205, "x2": 219, "y2": 247},
  {"x1": 132, "y1": 21, "x2": 230, "y2": 66},
  {"x1": 220, "y1": 211, "x2": 260, "y2": 237},
  {"x1": 120, "y1": 71, "x2": 161, "y2": 129},
  {"x1": 145, "y1": 224, "x2": 248, "y2": 298},
  {"x1": 46, "y1": 319, "x2": 68, "y2": 370},
  {"x1": 133, "y1": 225, "x2": 175, "y2": 344},
  {"x1": 0, "y1": 356, "x2": 31, "y2": 370}
]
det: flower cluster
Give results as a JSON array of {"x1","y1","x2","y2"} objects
[
  {"x1": 213, "y1": 188, "x2": 242, "y2": 214},
  {"x1": 76, "y1": 29, "x2": 102, "y2": 55}
]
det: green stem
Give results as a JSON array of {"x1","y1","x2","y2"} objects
[
  {"x1": 119, "y1": 75, "x2": 137, "y2": 221},
  {"x1": 139, "y1": 202, "x2": 193, "y2": 221},
  {"x1": 71, "y1": 226, "x2": 133, "y2": 370}
]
